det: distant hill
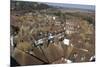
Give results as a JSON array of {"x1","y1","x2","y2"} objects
[
  {"x1": 45, "y1": 3, "x2": 95, "y2": 11},
  {"x1": 11, "y1": 1, "x2": 51, "y2": 11},
  {"x1": 11, "y1": 1, "x2": 95, "y2": 12}
]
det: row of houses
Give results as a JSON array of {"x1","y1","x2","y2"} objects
[{"x1": 64, "y1": 20, "x2": 80, "y2": 34}]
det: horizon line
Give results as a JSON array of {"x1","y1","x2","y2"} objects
[{"x1": 12, "y1": 0, "x2": 95, "y2": 6}]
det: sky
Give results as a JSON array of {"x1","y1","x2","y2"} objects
[
  {"x1": 45, "y1": 3, "x2": 95, "y2": 11},
  {"x1": 13, "y1": 0, "x2": 95, "y2": 10},
  {"x1": 15, "y1": 0, "x2": 95, "y2": 5}
]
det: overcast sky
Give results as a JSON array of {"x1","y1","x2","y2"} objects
[
  {"x1": 15, "y1": 0, "x2": 95, "y2": 5},
  {"x1": 45, "y1": 2, "x2": 95, "y2": 11},
  {"x1": 13, "y1": 0, "x2": 95, "y2": 11}
]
